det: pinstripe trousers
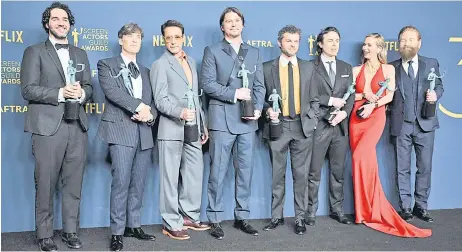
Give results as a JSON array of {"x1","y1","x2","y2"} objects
[{"x1": 109, "y1": 127, "x2": 152, "y2": 235}]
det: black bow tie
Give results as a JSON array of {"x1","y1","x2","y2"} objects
[{"x1": 55, "y1": 43, "x2": 69, "y2": 50}]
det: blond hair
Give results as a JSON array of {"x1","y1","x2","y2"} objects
[{"x1": 361, "y1": 33, "x2": 387, "y2": 64}]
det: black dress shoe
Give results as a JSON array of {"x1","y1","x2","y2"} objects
[
  {"x1": 294, "y1": 219, "x2": 306, "y2": 235},
  {"x1": 330, "y1": 212, "x2": 352, "y2": 225},
  {"x1": 110, "y1": 235, "x2": 123, "y2": 251},
  {"x1": 234, "y1": 220, "x2": 258, "y2": 236},
  {"x1": 61, "y1": 232, "x2": 83, "y2": 249},
  {"x1": 305, "y1": 216, "x2": 316, "y2": 226},
  {"x1": 400, "y1": 208, "x2": 414, "y2": 221},
  {"x1": 38, "y1": 238, "x2": 57, "y2": 251},
  {"x1": 123, "y1": 227, "x2": 156, "y2": 241},
  {"x1": 413, "y1": 208, "x2": 434, "y2": 223},
  {"x1": 263, "y1": 218, "x2": 284, "y2": 231},
  {"x1": 210, "y1": 223, "x2": 224, "y2": 240}
]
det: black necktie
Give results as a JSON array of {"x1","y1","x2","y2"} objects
[
  {"x1": 55, "y1": 43, "x2": 69, "y2": 50},
  {"x1": 128, "y1": 62, "x2": 140, "y2": 79},
  {"x1": 408, "y1": 60, "x2": 415, "y2": 80},
  {"x1": 288, "y1": 62, "x2": 296, "y2": 118}
]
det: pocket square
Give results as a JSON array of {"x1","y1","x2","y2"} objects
[{"x1": 341, "y1": 74, "x2": 349, "y2": 77}]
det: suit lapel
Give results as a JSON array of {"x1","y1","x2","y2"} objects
[
  {"x1": 396, "y1": 60, "x2": 406, "y2": 99},
  {"x1": 188, "y1": 57, "x2": 197, "y2": 90},
  {"x1": 221, "y1": 39, "x2": 237, "y2": 60},
  {"x1": 417, "y1": 57, "x2": 427, "y2": 94},
  {"x1": 298, "y1": 58, "x2": 306, "y2": 109},
  {"x1": 271, "y1": 57, "x2": 282, "y2": 98},
  {"x1": 166, "y1": 51, "x2": 189, "y2": 85},
  {"x1": 314, "y1": 57, "x2": 333, "y2": 91},
  {"x1": 333, "y1": 61, "x2": 343, "y2": 94},
  {"x1": 139, "y1": 64, "x2": 150, "y2": 103},
  {"x1": 45, "y1": 40, "x2": 66, "y2": 83}
]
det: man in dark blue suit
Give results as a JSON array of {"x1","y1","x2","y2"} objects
[
  {"x1": 200, "y1": 7, "x2": 266, "y2": 240},
  {"x1": 389, "y1": 26, "x2": 444, "y2": 223},
  {"x1": 97, "y1": 23, "x2": 157, "y2": 251}
]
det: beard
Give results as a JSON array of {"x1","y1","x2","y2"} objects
[
  {"x1": 50, "y1": 28, "x2": 68, "y2": 40},
  {"x1": 281, "y1": 47, "x2": 297, "y2": 58},
  {"x1": 400, "y1": 46, "x2": 418, "y2": 60}
]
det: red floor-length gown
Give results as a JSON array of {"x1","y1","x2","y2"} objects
[{"x1": 349, "y1": 64, "x2": 432, "y2": 238}]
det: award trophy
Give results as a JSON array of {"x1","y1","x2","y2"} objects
[
  {"x1": 268, "y1": 89, "x2": 283, "y2": 139},
  {"x1": 237, "y1": 63, "x2": 256, "y2": 118},
  {"x1": 324, "y1": 81, "x2": 356, "y2": 122},
  {"x1": 183, "y1": 87, "x2": 203, "y2": 143},
  {"x1": 112, "y1": 63, "x2": 134, "y2": 96},
  {"x1": 422, "y1": 67, "x2": 446, "y2": 118},
  {"x1": 356, "y1": 78, "x2": 392, "y2": 119},
  {"x1": 64, "y1": 60, "x2": 85, "y2": 120}
]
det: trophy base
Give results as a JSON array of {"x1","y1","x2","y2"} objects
[
  {"x1": 64, "y1": 100, "x2": 80, "y2": 120},
  {"x1": 241, "y1": 99, "x2": 255, "y2": 118},
  {"x1": 324, "y1": 107, "x2": 338, "y2": 122},
  {"x1": 356, "y1": 100, "x2": 371, "y2": 119},
  {"x1": 270, "y1": 121, "x2": 283, "y2": 140},
  {"x1": 422, "y1": 101, "x2": 436, "y2": 118},
  {"x1": 184, "y1": 123, "x2": 199, "y2": 143}
]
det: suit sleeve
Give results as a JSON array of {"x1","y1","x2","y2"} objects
[
  {"x1": 20, "y1": 46, "x2": 60, "y2": 105},
  {"x1": 150, "y1": 60, "x2": 183, "y2": 119},
  {"x1": 252, "y1": 49, "x2": 265, "y2": 111},
  {"x1": 262, "y1": 64, "x2": 272, "y2": 121},
  {"x1": 200, "y1": 46, "x2": 236, "y2": 103},
  {"x1": 79, "y1": 50, "x2": 93, "y2": 104},
  {"x1": 147, "y1": 68, "x2": 158, "y2": 121},
  {"x1": 342, "y1": 65, "x2": 355, "y2": 117},
  {"x1": 433, "y1": 59, "x2": 444, "y2": 101},
  {"x1": 308, "y1": 64, "x2": 320, "y2": 119},
  {"x1": 97, "y1": 59, "x2": 142, "y2": 114}
]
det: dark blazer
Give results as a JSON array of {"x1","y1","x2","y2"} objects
[
  {"x1": 96, "y1": 55, "x2": 157, "y2": 150},
  {"x1": 21, "y1": 39, "x2": 93, "y2": 136},
  {"x1": 389, "y1": 55, "x2": 444, "y2": 136},
  {"x1": 311, "y1": 56, "x2": 354, "y2": 136},
  {"x1": 261, "y1": 57, "x2": 320, "y2": 139},
  {"x1": 200, "y1": 39, "x2": 265, "y2": 135}
]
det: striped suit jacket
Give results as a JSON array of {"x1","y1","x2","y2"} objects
[{"x1": 96, "y1": 55, "x2": 157, "y2": 150}]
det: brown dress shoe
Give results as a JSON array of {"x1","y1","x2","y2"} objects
[
  {"x1": 162, "y1": 227, "x2": 190, "y2": 240},
  {"x1": 183, "y1": 216, "x2": 211, "y2": 231}
]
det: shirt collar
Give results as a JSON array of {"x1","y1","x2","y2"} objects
[
  {"x1": 120, "y1": 53, "x2": 137, "y2": 68},
  {"x1": 225, "y1": 38, "x2": 244, "y2": 46},
  {"x1": 175, "y1": 50, "x2": 188, "y2": 61},
  {"x1": 402, "y1": 54, "x2": 419, "y2": 65},
  {"x1": 279, "y1": 55, "x2": 298, "y2": 66},
  {"x1": 321, "y1": 53, "x2": 336, "y2": 64}
]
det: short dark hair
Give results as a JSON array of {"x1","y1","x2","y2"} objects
[
  {"x1": 398, "y1": 25, "x2": 421, "y2": 40},
  {"x1": 277, "y1": 25, "x2": 302, "y2": 42},
  {"x1": 118, "y1": 22, "x2": 144, "y2": 39},
  {"x1": 219, "y1": 7, "x2": 245, "y2": 27},
  {"x1": 315, "y1": 26, "x2": 341, "y2": 55},
  {"x1": 161, "y1": 20, "x2": 184, "y2": 36},
  {"x1": 41, "y1": 2, "x2": 75, "y2": 34}
]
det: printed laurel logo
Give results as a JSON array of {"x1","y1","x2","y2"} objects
[{"x1": 72, "y1": 27, "x2": 109, "y2": 51}]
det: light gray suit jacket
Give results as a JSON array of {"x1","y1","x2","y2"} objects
[
  {"x1": 150, "y1": 51, "x2": 206, "y2": 141},
  {"x1": 97, "y1": 55, "x2": 157, "y2": 150}
]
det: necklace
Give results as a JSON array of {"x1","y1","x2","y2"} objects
[{"x1": 365, "y1": 62, "x2": 380, "y2": 74}]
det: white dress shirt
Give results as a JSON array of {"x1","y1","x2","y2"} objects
[
  {"x1": 279, "y1": 55, "x2": 298, "y2": 66},
  {"x1": 402, "y1": 54, "x2": 419, "y2": 79},
  {"x1": 320, "y1": 54, "x2": 337, "y2": 106},
  {"x1": 50, "y1": 36, "x2": 86, "y2": 103},
  {"x1": 120, "y1": 53, "x2": 142, "y2": 99}
]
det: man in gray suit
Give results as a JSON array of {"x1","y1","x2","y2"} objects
[
  {"x1": 97, "y1": 23, "x2": 157, "y2": 251},
  {"x1": 150, "y1": 20, "x2": 209, "y2": 241},
  {"x1": 200, "y1": 7, "x2": 266, "y2": 240},
  {"x1": 20, "y1": 2, "x2": 92, "y2": 251},
  {"x1": 390, "y1": 26, "x2": 444, "y2": 223},
  {"x1": 307, "y1": 27, "x2": 354, "y2": 226},
  {"x1": 261, "y1": 25, "x2": 319, "y2": 235}
]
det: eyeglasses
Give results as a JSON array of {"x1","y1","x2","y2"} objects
[{"x1": 164, "y1": 35, "x2": 183, "y2": 42}]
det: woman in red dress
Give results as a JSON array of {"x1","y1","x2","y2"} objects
[{"x1": 349, "y1": 33, "x2": 431, "y2": 238}]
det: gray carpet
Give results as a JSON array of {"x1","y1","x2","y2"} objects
[{"x1": 2, "y1": 209, "x2": 462, "y2": 251}]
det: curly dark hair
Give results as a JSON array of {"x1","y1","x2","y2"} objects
[{"x1": 41, "y1": 2, "x2": 75, "y2": 34}]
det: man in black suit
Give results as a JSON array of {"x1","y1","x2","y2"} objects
[
  {"x1": 261, "y1": 25, "x2": 319, "y2": 235},
  {"x1": 97, "y1": 23, "x2": 157, "y2": 251},
  {"x1": 390, "y1": 26, "x2": 444, "y2": 223},
  {"x1": 306, "y1": 27, "x2": 354, "y2": 226},
  {"x1": 20, "y1": 2, "x2": 92, "y2": 251}
]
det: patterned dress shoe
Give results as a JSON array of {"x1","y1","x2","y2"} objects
[
  {"x1": 400, "y1": 208, "x2": 414, "y2": 221},
  {"x1": 263, "y1": 218, "x2": 284, "y2": 231},
  {"x1": 38, "y1": 238, "x2": 57, "y2": 251},
  {"x1": 183, "y1": 216, "x2": 210, "y2": 231},
  {"x1": 234, "y1": 220, "x2": 258, "y2": 236},
  {"x1": 210, "y1": 223, "x2": 225, "y2": 240},
  {"x1": 61, "y1": 232, "x2": 83, "y2": 249},
  {"x1": 110, "y1": 235, "x2": 123, "y2": 251},
  {"x1": 413, "y1": 208, "x2": 434, "y2": 223},
  {"x1": 162, "y1": 227, "x2": 190, "y2": 240}
]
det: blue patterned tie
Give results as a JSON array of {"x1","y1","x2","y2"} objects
[{"x1": 408, "y1": 60, "x2": 415, "y2": 80}]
